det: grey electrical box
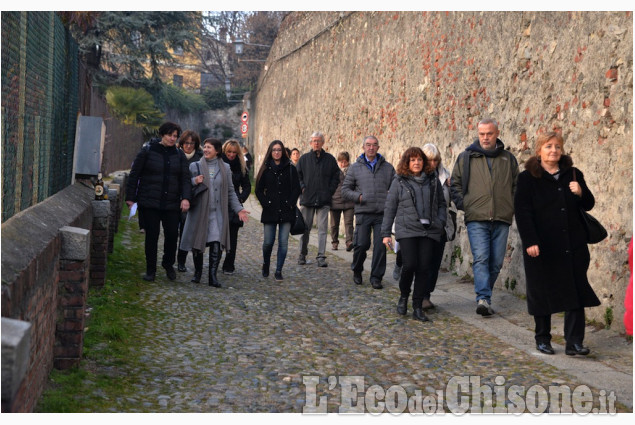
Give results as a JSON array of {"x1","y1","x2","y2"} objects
[{"x1": 72, "y1": 115, "x2": 105, "y2": 177}]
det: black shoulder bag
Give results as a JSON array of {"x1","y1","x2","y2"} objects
[
  {"x1": 289, "y1": 166, "x2": 306, "y2": 235},
  {"x1": 572, "y1": 168, "x2": 607, "y2": 244}
]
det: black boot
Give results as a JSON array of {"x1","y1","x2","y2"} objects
[
  {"x1": 208, "y1": 242, "x2": 222, "y2": 287},
  {"x1": 191, "y1": 251, "x2": 203, "y2": 283},
  {"x1": 412, "y1": 300, "x2": 430, "y2": 322},
  {"x1": 177, "y1": 249, "x2": 188, "y2": 272},
  {"x1": 397, "y1": 296, "x2": 408, "y2": 315}
]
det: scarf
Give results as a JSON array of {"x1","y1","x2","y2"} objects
[{"x1": 189, "y1": 156, "x2": 231, "y2": 252}]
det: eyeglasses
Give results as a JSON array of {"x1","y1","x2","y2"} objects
[
  {"x1": 272, "y1": 149, "x2": 283, "y2": 152},
  {"x1": 182, "y1": 142, "x2": 195, "y2": 146}
]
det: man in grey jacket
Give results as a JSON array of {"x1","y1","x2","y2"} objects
[
  {"x1": 342, "y1": 136, "x2": 396, "y2": 288},
  {"x1": 296, "y1": 131, "x2": 341, "y2": 267}
]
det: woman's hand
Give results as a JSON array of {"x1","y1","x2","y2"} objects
[
  {"x1": 569, "y1": 181, "x2": 582, "y2": 197},
  {"x1": 383, "y1": 237, "x2": 393, "y2": 251},
  {"x1": 526, "y1": 245, "x2": 540, "y2": 257},
  {"x1": 126, "y1": 200, "x2": 134, "y2": 208},
  {"x1": 238, "y1": 209, "x2": 250, "y2": 223},
  {"x1": 195, "y1": 175, "x2": 204, "y2": 185}
]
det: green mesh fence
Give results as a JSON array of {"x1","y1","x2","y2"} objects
[{"x1": 1, "y1": 11, "x2": 79, "y2": 223}]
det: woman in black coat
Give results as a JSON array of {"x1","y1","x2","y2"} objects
[
  {"x1": 177, "y1": 130, "x2": 203, "y2": 272},
  {"x1": 126, "y1": 122, "x2": 191, "y2": 281},
  {"x1": 514, "y1": 131, "x2": 600, "y2": 356},
  {"x1": 221, "y1": 139, "x2": 251, "y2": 275},
  {"x1": 255, "y1": 140, "x2": 301, "y2": 281}
]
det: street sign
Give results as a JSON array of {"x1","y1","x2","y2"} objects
[
  {"x1": 241, "y1": 111, "x2": 249, "y2": 122},
  {"x1": 241, "y1": 123, "x2": 248, "y2": 136}
]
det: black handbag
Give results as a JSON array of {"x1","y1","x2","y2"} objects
[
  {"x1": 572, "y1": 169, "x2": 607, "y2": 244},
  {"x1": 290, "y1": 206, "x2": 306, "y2": 235},
  {"x1": 190, "y1": 163, "x2": 208, "y2": 207},
  {"x1": 288, "y1": 167, "x2": 306, "y2": 235}
]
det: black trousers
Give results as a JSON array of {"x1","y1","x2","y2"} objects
[
  {"x1": 222, "y1": 222, "x2": 241, "y2": 272},
  {"x1": 351, "y1": 213, "x2": 386, "y2": 283},
  {"x1": 424, "y1": 235, "x2": 446, "y2": 299},
  {"x1": 534, "y1": 308, "x2": 586, "y2": 345},
  {"x1": 140, "y1": 207, "x2": 180, "y2": 274},
  {"x1": 398, "y1": 236, "x2": 436, "y2": 308},
  {"x1": 177, "y1": 212, "x2": 189, "y2": 265}
]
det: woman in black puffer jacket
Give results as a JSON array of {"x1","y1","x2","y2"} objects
[
  {"x1": 255, "y1": 140, "x2": 302, "y2": 281},
  {"x1": 221, "y1": 139, "x2": 251, "y2": 275},
  {"x1": 126, "y1": 122, "x2": 191, "y2": 282}
]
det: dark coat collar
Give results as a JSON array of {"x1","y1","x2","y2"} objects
[{"x1": 525, "y1": 155, "x2": 574, "y2": 178}]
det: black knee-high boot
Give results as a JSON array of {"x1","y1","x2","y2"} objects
[
  {"x1": 177, "y1": 249, "x2": 188, "y2": 272},
  {"x1": 209, "y1": 242, "x2": 222, "y2": 287},
  {"x1": 191, "y1": 251, "x2": 203, "y2": 283}
]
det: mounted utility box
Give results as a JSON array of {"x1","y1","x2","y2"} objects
[{"x1": 72, "y1": 115, "x2": 105, "y2": 179}]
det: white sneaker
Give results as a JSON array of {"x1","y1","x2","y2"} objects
[{"x1": 476, "y1": 299, "x2": 494, "y2": 316}]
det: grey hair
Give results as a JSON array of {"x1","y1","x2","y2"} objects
[
  {"x1": 478, "y1": 118, "x2": 499, "y2": 129},
  {"x1": 422, "y1": 143, "x2": 441, "y2": 162},
  {"x1": 310, "y1": 131, "x2": 324, "y2": 141},
  {"x1": 363, "y1": 135, "x2": 379, "y2": 144}
]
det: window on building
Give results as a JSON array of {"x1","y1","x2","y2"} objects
[
  {"x1": 131, "y1": 31, "x2": 142, "y2": 48},
  {"x1": 173, "y1": 74, "x2": 183, "y2": 87}
]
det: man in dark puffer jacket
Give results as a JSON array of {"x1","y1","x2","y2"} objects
[
  {"x1": 342, "y1": 135, "x2": 395, "y2": 289},
  {"x1": 126, "y1": 122, "x2": 191, "y2": 281}
]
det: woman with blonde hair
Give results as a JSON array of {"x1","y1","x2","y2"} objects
[
  {"x1": 221, "y1": 139, "x2": 251, "y2": 275},
  {"x1": 514, "y1": 131, "x2": 600, "y2": 355},
  {"x1": 420, "y1": 143, "x2": 456, "y2": 310}
]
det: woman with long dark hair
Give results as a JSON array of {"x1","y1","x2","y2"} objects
[
  {"x1": 255, "y1": 140, "x2": 302, "y2": 281},
  {"x1": 381, "y1": 147, "x2": 446, "y2": 322},
  {"x1": 221, "y1": 139, "x2": 251, "y2": 275},
  {"x1": 180, "y1": 138, "x2": 250, "y2": 287}
]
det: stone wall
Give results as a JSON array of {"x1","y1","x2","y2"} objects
[
  {"x1": 252, "y1": 11, "x2": 633, "y2": 331},
  {"x1": 1, "y1": 179, "x2": 125, "y2": 412}
]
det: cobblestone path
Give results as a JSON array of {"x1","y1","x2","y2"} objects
[{"x1": 83, "y1": 202, "x2": 625, "y2": 413}]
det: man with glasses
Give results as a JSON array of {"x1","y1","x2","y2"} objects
[
  {"x1": 296, "y1": 131, "x2": 341, "y2": 267},
  {"x1": 342, "y1": 136, "x2": 395, "y2": 289}
]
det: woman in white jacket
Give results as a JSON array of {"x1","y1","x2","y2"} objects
[{"x1": 420, "y1": 143, "x2": 456, "y2": 310}]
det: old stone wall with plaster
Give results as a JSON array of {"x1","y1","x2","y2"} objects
[{"x1": 250, "y1": 11, "x2": 633, "y2": 331}]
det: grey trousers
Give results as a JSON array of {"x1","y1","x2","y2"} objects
[{"x1": 300, "y1": 205, "x2": 330, "y2": 259}]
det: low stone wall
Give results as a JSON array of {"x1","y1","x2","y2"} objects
[{"x1": 1, "y1": 175, "x2": 127, "y2": 412}]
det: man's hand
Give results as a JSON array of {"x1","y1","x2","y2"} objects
[{"x1": 181, "y1": 199, "x2": 190, "y2": 213}]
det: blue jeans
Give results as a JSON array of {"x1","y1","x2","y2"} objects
[
  {"x1": 263, "y1": 222, "x2": 291, "y2": 272},
  {"x1": 466, "y1": 221, "x2": 510, "y2": 302}
]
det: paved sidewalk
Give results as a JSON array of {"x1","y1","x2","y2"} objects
[{"x1": 81, "y1": 196, "x2": 631, "y2": 413}]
